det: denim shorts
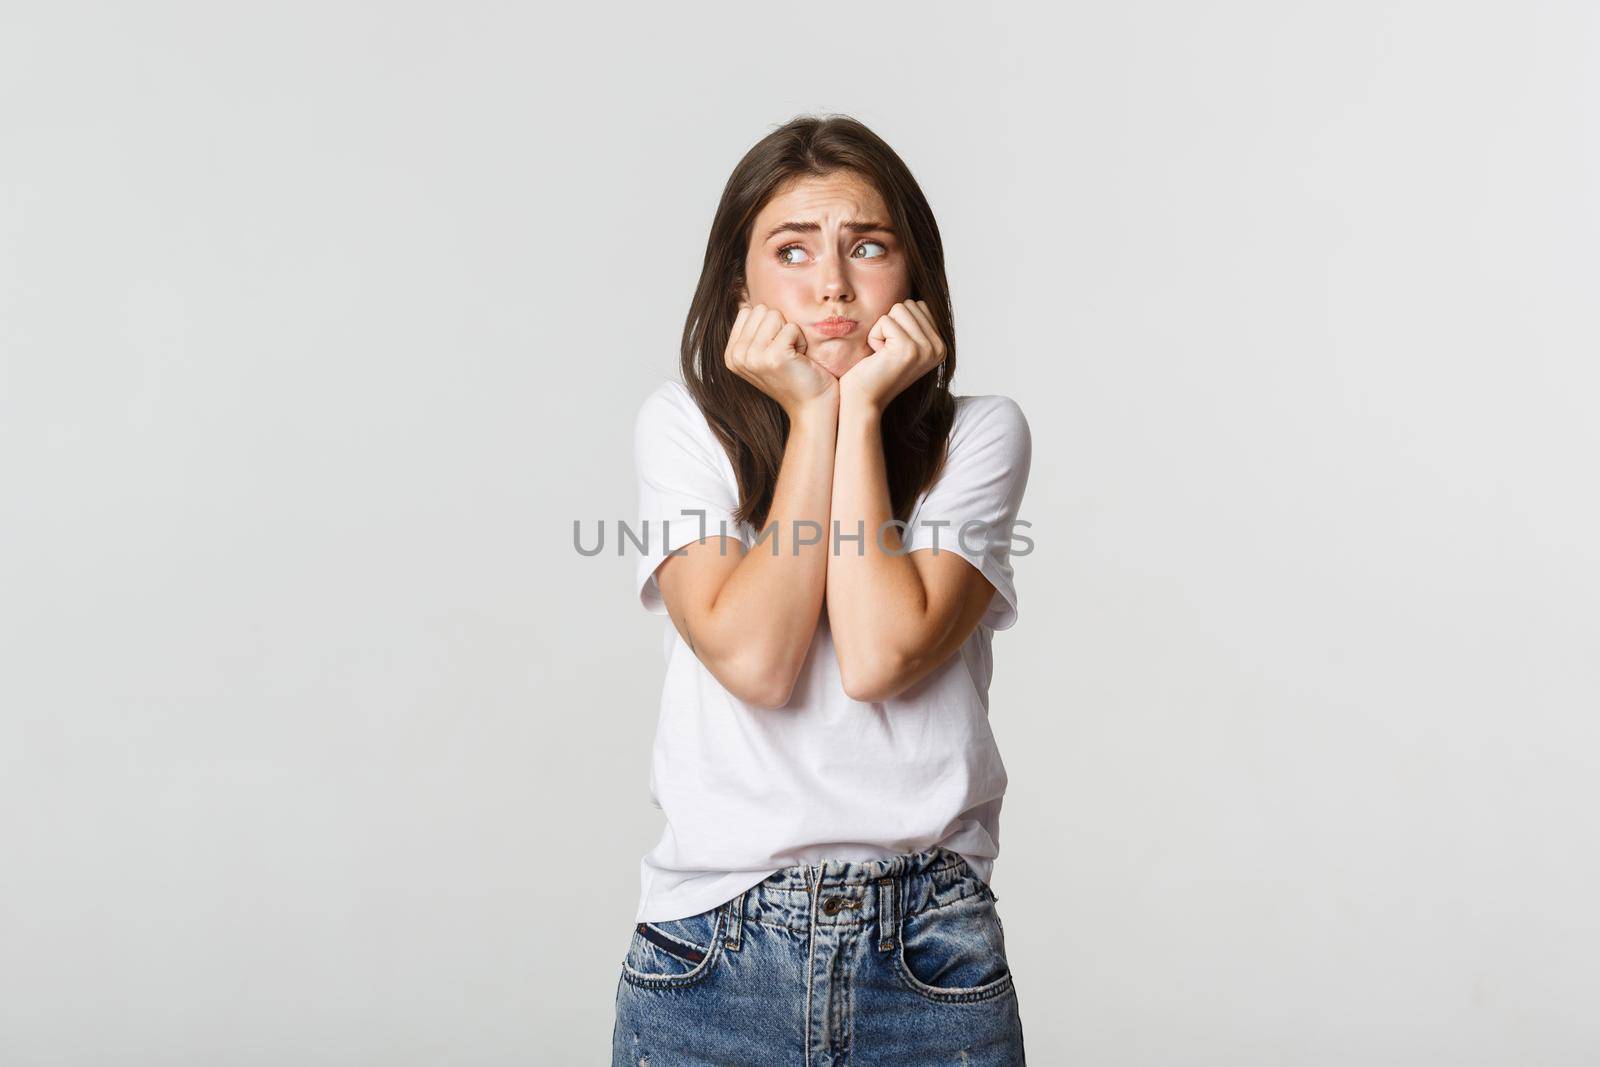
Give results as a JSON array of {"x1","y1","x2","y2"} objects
[{"x1": 612, "y1": 844, "x2": 1026, "y2": 1065}]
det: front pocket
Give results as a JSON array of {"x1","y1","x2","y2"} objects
[
  {"x1": 893, "y1": 890, "x2": 1014, "y2": 1003},
  {"x1": 620, "y1": 906, "x2": 724, "y2": 988},
  {"x1": 636, "y1": 921, "x2": 707, "y2": 964}
]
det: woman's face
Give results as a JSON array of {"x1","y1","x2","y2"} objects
[{"x1": 740, "y1": 171, "x2": 912, "y2": 379}]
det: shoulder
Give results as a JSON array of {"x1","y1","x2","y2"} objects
[
  {"x1": 953, "y1": 393, "x2": 1029, "y2": 431},
  {"x1": 635, "y1": 378, "x2": 697, "y2": 424},
  {"x1": 949, "y1": 393, "x2": 1031, "y2": 462},
  {"x1": 634, "y1": 378, "x2": 711, "y2": 443},
  {"x1": 633, "y1": 379, "x2": 733, "y2": 484}
]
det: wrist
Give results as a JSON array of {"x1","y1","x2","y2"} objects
[
  {"x1": 787, "y1": 391, "x2": 840, "y2": 429},
  {"x1": 839, "y1": 389, "x2": 883, "y2": 425}
]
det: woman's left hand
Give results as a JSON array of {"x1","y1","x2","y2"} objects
[{"x1": 839, "y1": 299, "x2": 946, "y2": 413}]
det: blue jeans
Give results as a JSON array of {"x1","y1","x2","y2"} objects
[{"x1": 612, "y1": 845, "x2": 1027, "y2": 1065}]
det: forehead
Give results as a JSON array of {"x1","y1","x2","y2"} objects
[{"x1": 752, "y1": 172, "x2": 890, "y2": 235}]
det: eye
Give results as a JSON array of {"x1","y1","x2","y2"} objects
[{"x1": 775, "y1": 240, "x2": 889, "y2": 266}]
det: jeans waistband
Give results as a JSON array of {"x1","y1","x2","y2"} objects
[{"x1": 717, "y1": 845, "x2": 991, "y2": 954}]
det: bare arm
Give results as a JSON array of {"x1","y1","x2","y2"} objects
[
  {"x1": 656, "y1": 395, "x2": 838, "y2": 708},
  {"x1": 825, "y1": 392, "x2": 996, "y2": 702}
]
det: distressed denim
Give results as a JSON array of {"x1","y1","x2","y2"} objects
[{"x1": 612, "y1": 845, "x2": 1026, "y2": 1065}]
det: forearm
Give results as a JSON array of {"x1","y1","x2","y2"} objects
[
  {"x1": 699, "y1": 399, "x2": 837, "y2": 706},
  {"x1": 826, "y1": 395, "x2": 940, "y2": 699}
]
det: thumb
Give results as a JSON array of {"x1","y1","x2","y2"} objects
[{"x1": 782, "y1": 321, "x2": 807, "y2": 356}]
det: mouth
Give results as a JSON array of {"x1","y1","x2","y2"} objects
[{"x1": 813, "y1": 317, "x2": 859, "y2": 338}]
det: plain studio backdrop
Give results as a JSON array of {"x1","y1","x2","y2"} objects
[{"x1": 2, "y1": 2, "x2": 1597, "y2": 1064}]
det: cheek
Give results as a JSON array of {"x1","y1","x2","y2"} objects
[
  {"x1": 743, "y1": 262, "x2": 806, "y2": 306},
  {"x1": 856, "y1": 268, "x2": 911, "y2": 309},
  {"x1": 759, "y1": 276, "x2": 814, "y2": 319}
]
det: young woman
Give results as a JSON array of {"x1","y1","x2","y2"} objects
[{"x1": 615, "y1": 114, "x2": 1033, "y2": 1066}]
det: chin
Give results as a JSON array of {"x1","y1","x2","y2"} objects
[
  {"x1": 814, "y1": 343, "x2": 866, "y2": 378},
  {"x1": 818, "y1": 356, "x2": 857, "y2": 379}
]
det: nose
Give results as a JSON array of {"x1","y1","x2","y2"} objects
[{"x1": 816, "y1": 250, "x2": 853, "y2": 303}]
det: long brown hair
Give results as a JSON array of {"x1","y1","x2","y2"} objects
[{"x1": 679, "y1": 113, "x2": 958, "y2": 532}]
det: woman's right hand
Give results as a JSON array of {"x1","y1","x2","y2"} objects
[{"x1": 725, "y1": 303, "x2": 839, "y2": 419}]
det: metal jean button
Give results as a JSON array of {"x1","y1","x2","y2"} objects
[{"x1": 822, "y1": 896, "x2": 843, "y2": 915}]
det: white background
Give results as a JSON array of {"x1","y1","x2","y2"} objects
[{"x1": 3, "y1": 2, "x2": 1597, "y2": 1063}]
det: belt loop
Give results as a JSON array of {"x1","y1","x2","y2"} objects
[
  {"x1": 724, "y1": 890, "x2": 746, "y2": 951},
  {"x1": 876, "y1": 874, "x2": 896, "y2": 952}
]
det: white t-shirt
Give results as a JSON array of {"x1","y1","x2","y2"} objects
[{"x1": 629, "y1": 378, "x2": 1032, "y2": 923}]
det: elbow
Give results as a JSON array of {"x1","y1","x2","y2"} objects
[
  {"x1": 842, "y1": 676, "x2": 902, "y2": 704},
  {"x1": 747, "y1": 683, "x2": 797, "y2": 710},
  {"x1": 839, "y1": 650, "x2": 909, "y2": 704},
  {"x1": 743, "y1": 672, "x2": 799, "y2": 710},
  {"x1": 721, "y1": 652, "x2": 803, "y2": 710}
]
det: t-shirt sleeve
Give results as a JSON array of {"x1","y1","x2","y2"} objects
[
  {"x1": 633, "y1": 382, "x2": 745, "y2": 615},
  {"x1": 900, "y1": 396, "x2": 1032, "y2": 631}
]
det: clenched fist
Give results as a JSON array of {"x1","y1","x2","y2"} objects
[{"x1": 726, "y1": 303, "x2": 840, "y2": 420}]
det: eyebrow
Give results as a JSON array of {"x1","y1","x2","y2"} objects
[{"x1": 760, "y1": 219, "x2": 896, "y2": 244}]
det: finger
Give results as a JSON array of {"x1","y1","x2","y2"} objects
[
  {"x1": 886, "y1": 302, "x2": 929, "y2": 350},
  {"x1": 729, "y1": 305, "x2": 751, "y2": 345},
  {"x1": 904, "y1": 299, "x2": 936, "y2": 340},
  {"x1": 879, "y1": 314, "x2": 913, "y2": 345},
  {"x1": 904, "y1": 299, "x2": 946, "y2": 357},
  {"x1": 780, "y1": 321, "x2": 807, "y2": 357},
  {"x1": 729, "y1": 308, "x2": 769, "y2": 371},
  {"x1": 749, "y1": 306, "x2": 786, "y2": 352},
  {"x1": 871, "y1": 315, "x2": 910, "y2": 355},
  {"x1": 729, "y1": 304, "x2": 759, "y2": 356},
  {"x1": 734, "y1": 305, "x2": 772, "y2": 362}
]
